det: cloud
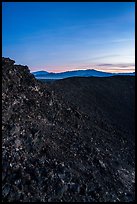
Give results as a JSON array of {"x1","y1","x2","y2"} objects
[
  {"x1": 110, "y1": 38, "x2": 134, "y2": 43},
  {"x1": 97, "y1": 63, "x2": 135, "y2": 68}
]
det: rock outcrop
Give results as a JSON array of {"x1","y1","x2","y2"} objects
[{"x1": 2, "y1": 57, "x2": 135, "y2": 202}]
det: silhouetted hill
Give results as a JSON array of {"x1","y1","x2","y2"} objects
[{"x1": 2, "y1": 58, "x2": 135, "y2": 202}]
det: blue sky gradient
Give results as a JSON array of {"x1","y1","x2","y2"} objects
[{"x1": 2, "y1": 2, "x2": 135, "y2": 72}]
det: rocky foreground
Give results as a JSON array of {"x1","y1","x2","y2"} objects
[{"x1": 2, "y1": 57, "x2": 135, "y2": 202}]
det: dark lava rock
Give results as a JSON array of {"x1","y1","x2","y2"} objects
[{"x1": 2, "y1": 57, "x2": 135, "y2": 202}]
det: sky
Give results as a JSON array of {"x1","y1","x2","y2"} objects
[{"x1": 2, "y1": 2, "x2": 135, "y2": 73}]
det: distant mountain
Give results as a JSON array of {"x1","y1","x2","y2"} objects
[
  {"x1": 32, "y1": 70, "x2": 49, "y2": 77},
  {"x1": 32, "y1": 69, "x2": 135, "y2": 80}
]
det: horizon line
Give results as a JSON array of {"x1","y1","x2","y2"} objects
[
  {"x1": 29, "y1": 63, "x2": 135, "y2": 73},
  {"x1": 30, "y1": 67, "x2": 135, "y2": 74}
]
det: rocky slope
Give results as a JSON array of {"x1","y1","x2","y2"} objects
[
  {"x1": 50, "y1": 76, "x2": 135, "y2": 137},
  {"x1": 2, "y1": 57, "x2": 135, "y2": 202}
]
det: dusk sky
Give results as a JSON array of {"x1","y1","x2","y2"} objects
[{"x1": 2, "y1": 2, "x2": 135, "y2": 73}]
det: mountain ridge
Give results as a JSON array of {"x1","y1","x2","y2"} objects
[{"x1": 32, "y1": 69, "x2": 135, "y2": 80}]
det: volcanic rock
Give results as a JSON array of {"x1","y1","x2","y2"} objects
[{"x1": 2, "y1": 57, "x2": 135, "y2": 202}]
